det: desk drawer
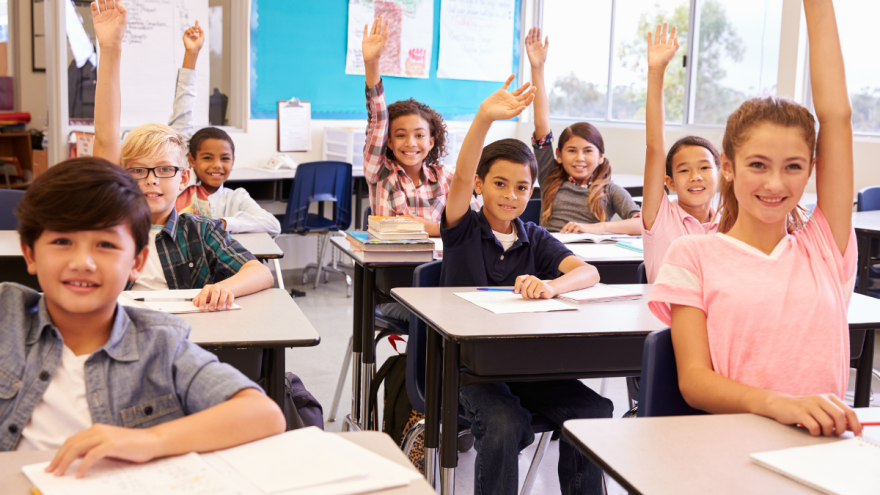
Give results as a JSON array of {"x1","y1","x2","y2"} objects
[
  {"x1": 460, "y1": 334, "x2": 647, "y2": 376},
  {"x1": 374, "y1": 266, "x2": 417, "y2": 298}
]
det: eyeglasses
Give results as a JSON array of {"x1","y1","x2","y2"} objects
[{"x1": 127, "y1": 166, "x2": 182, "y2": 180}]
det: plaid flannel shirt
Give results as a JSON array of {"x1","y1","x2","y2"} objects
[
  {"x1": 128, "y1": 209, "x2": 256, "y2": 290},
  {"x1": 364, "y1": 80, "x2": 474, "y2": 222}
]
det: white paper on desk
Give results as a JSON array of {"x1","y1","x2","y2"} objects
[
  {"x1": 141, "y1": 301, "x2": 242, "y2": 314},
  {"x1": 567, "y1": 243, "x2": 643, "y2": 259},
  {"x1": 550, "y1": 232, "x2": 639, "y2": 244},
  {"x1": 279, "y1": 101, "x2": 312, "y2": 152},
  {"x1": 455, "y1": 291, "x2": 577, "y2": 314},
  {"x1": 214, "y1": 427, "x2": 419, "y2": 494},
  {"x1": 120, "y1": 290, "x2": 242, "y2": 314},
  {"x1": 22, "y1": 452, "x2": 244, "y2": 495}
]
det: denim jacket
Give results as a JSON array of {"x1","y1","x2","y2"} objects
[{"x1": 0, "y1": 283, "x2": 259, "y2": 451}]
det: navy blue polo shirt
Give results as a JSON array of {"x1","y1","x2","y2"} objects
[{"x1": 439, "y1": 208, "x2": 574, "y2": 287}]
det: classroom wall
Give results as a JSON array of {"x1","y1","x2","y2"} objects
[{"x1": 13, "y1": 0, "x2": 47, "y2": 130}]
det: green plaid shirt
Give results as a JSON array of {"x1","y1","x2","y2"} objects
[{"x1": 128, "y1": 209, "x2": 256, "y2": 290}]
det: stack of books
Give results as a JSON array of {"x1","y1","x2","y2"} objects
[{"x1": 345, "y1": 216, "x2": 435, "y2": 262}]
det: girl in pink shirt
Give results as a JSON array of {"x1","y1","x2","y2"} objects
[
  {"x1": 640, "y1": 24, "x2": 721, "y2": 283},
  {"x1": 648, "y1": 0, "x2": 863, "y2": 438}
]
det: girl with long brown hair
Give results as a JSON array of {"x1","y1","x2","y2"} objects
[
  {"x1": 525, "y1": 28, "x2": 641, "y2": 234},
  {"x1": 648, "y1": 0, "x2": 862, "y2": 437}
]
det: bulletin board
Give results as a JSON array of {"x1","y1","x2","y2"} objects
[{"x1": 249, "y1": 0, "x2": 522, "y2": 121}]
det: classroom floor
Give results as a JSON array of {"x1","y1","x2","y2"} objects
[{"x1": 277, "y1": 262, "x2": 880, "y2": 495}]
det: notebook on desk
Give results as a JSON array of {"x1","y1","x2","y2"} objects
[{"x1": 750, "y1": 430, "x2": 880, "y2": 495}]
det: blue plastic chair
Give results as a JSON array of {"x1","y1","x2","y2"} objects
[
  {"x1": 624, "y1": 262, "x2": 649, "y2": 411},
  {"x1": 0, "y1": 189, "x2": 25, "y2": 230},
  {"x1": 636, "y1": 328, "x2": 706, "y2": 417},
  {"x1": 281, "y1": 161, "x2": 352, "y2": 289},
  {"x1": 856, "y1": 186, "x2": 880, "y2": 298},
  {"x1": 520, "y1": 198, "x2": 542, "y2": 225},
  {"x1": 401, "y1": 261, "x2": 556, "y2": 493}
]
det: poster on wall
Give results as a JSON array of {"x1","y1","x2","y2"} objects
[
  {"x1": 437, "y1": 0, "x2": 515, "y2": 82},
  {"x1": 345, "y1": 0, "x2": 434, "y2": 79}
]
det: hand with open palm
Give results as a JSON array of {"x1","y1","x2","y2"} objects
[
  {"x1": 91, "y1": 0, "x2": 128, "y2": 48},
  {"x1": 362, "y1": 16, "x2": 389, "y2": 65},
  {"x1": 477, "y1": 75, "x2": 536, "y2": 122},
  {"x1": 525, "y1": 27, "x2": 549, "y2": 69},
  {"x1": 647, "y1": 23, "x2": 679, "y2": 70}
]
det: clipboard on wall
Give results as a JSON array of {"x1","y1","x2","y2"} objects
[{"x1": 277, "y1": 98, "x2": 312, "y2": 152}]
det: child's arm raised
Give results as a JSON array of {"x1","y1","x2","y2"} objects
[
  {"x1": 182, "y1": 21, "x2": 204, "y2": 70},
  {"x1": 362, "y1": 17, "x2": 390, "y2": 187},
  {"x1": 805, "y1": 0, "x2": 853, "y2": 254},
  {"x1": 446, "y1": 76, "x2": 535, "y2": 229},
  {"x1": 363, "y1": 16, "x2": 388, "y2": 90},
  {"x1": 642, "y1": 23, "x2": 679, "y2": 231},
  {"x1": 671, "y1": 303, "x2": 862, "y2": 437},
  {"x1": 168, "y1": 22, "x2": 204, "y2": 140},
  {"x1": 525, "y1": 27, "x2": 550, "y2": 141},
  {"x1": 91, "y1": 0, "x2": 128, "y2": 164}
]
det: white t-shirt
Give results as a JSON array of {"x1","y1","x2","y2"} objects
[
  {"x1": 17, "y1": 345, "x2": 93, "y2": 451},
  {"x1": 493, "y1": 228, "x2": 518, "y2": 252},
  {"x1": 131, "y1": 226, "x2": 169, "y2": 291}
]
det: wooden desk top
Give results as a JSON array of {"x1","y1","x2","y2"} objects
[
  {"x1": 0, "y1": 231, "x2": 284, "y2": 260},
  {"x1": 852, "y1": 210, "x2": 880, "y2": 233},
  {"x1": 175, "y1": 288, "x2": 319, "y2": 348},
  {"x1": 392, "y1": 285, "x2": 665, "y2": 340},
  {"x1": 0, "y1": 431, "x2": 432, "y2": 495},
  {"x1": 563, "y1": 409, "x2": 880, "y2": 495},
  {"x1": 610, "y1": 173, "x2": 644, "y2": 189}
]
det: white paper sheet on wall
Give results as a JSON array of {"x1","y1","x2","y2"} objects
[
  {"x1": 437, "y1": 0, "x2": 516, "y2": 82},
  {"x1": 345, "y1": 0, "x2": 435, "y2": 79},
  {"x1": 278, "y1": 99, "x2": 312, "y2": 152},
  {"x1": 119, "y1": 0, "x2": 210, "y2": 128}
]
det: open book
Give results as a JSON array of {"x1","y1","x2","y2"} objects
[
  {"x1": 551, "y1": 232, "x2": 640, "y2": 244},
  {"x1": 750, "y1": 431, "x2": 880, "y2": 495}
]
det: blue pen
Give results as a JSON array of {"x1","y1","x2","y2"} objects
[{"x1": 476, "y1": 287, "x2": 515, "y2": 292}]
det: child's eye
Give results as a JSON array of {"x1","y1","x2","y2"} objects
[
  {"x1": 518, "y1": 186, "x2": 529, "y2": 192},
  {"x1": 787, "y1": 163, "x2": 803, "y2": 170},
  {"x1": 749, "y1": 162, "x2": 765, "y2": 169},
  {"x1": 678, "y1": 169, "x2": 688, "y2": 174},
  {"x1": 494, "y1": 181, "x2": 505, "y2": 187},
  {"x1": 98, "y1": 241, "x2": 118, "y2": 249},
  {"x1": 51, "y1": 238, "x2": 71, "y2": 246}
]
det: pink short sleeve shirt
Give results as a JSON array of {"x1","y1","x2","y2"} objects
[
  {"x1": 647, "y1": 207, "x2": 857, "y2": 398},
  {"x1": 642, "y1": 193, "x2": 718, "y2": 283}
]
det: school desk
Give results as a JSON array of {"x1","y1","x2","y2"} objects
[
  {"x1": 562, "y1": 408, "x2": 880, "y2": 495},
  {"x1": 230, "y1": 232, "x2": 286, "y2": 289},
  {"x1": 0, "y1": 431, "x2": 433, "y2": 495},
  {"x1": 567, "y1": 242, "x2": 644, "y2": 283},
  {"x1": 390, "y1": 285, "x2": 880, "y2": 494},
  {"x1": 853, "y1": 210, "x2": 880, "y2": 295},
  {"x1": 147, "y1": 288, "x2": 319, "y2": 411}
]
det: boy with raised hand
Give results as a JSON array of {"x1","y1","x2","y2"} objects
[
  {"x1": 91, "y1": 0, "x2": 274, "y2": 310},
  {"x1": 2, "y1": 157, "x2": 285, "y2": 476},
  {"x1": 442, "y1": 76, "x2": 611, "y2": 495},
  {"x1": 170, "y1": 22, "x2": 282, "y2": 236}
]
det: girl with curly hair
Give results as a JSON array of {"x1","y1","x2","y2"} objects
[
  {"x1": 361, "y1": 16, "x2": 475, "y2": 237},
  {"x1": 526, "y1": 27, "x2": 641, "y2": 235}
]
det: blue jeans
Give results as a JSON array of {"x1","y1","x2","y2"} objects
[{"x1": 459, "y1": 380, "x2": 613, "y2": 495}]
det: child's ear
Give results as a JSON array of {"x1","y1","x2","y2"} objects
[
  {"x1": 473, "y1": 175, "x2": 483, "y2": 196},
  {"x1": 179, "y1": 169, "x2": 191, "y2": 191},
  {"x1": 664, "y1": 175, "x2": 676, "y2": 192},
  {"x1": 720, "y1": 153, "x2": 734, "y2": 181},
  {"x1": 188, "y1": 153, "x2": 196, "y2": 166},
  {"x1": 555, "y1": 148, "x2": 562, "y2": 163},
  {"x1": 20, "y1": 242, "x2": 38, "y2": 275},
  {"x1": 129, "y1": 246, "x2": 150, "y2": 281}
]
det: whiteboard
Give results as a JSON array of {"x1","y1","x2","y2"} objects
[{"x1": 119, "y1": 0, "x2": 210, "y2": 128}]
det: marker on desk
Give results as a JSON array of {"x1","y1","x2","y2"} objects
[{"x1": 134, "y1": 298, "x2": 194, "y2": 302}]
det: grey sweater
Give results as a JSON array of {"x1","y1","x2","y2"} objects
[{"x1": 534, "y1": 138, "x2": 640, "y2": 232}]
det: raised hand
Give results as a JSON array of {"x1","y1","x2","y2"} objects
[
  {"x1": 477, "y1": 75, "x2": 536, "y2": 122},
  {"x1": 362, "y1": 16, "x2": 389, "y2": 65},
  {"x1": 525, "y1": 27, "x2": 549, "y2": 68},
  {"x1": 183, "y1": 20, "x2": 205, "y2": 55},
  {"x1": 647, "y1": 23, "x2": 679, "y2": 69},
  {"x1": 91, "y1": 0, "x2": 128, "y2": 48}
]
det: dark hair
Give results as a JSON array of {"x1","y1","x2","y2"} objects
[
  {"x1": 541, "y1": 122, "x2": 611, "y2": 224},
  {"x1": 189, "y1": 126, "x2": 235, "y2": 158},
  {"x1": 476, "y1": 139, "x2": 538, "y2": 184},
  {"x1": 386, "y1": 98, "x2": 447, "y2": 166},
  {"x1": 718, "y1": 96, "x2": 815, "y2": 234},
  {"x1": 665, "y1": 136, "x2": 720, "y2": 177},
  {"x1": 16, "y1": 157, "x2": 151, "y2": 253}
]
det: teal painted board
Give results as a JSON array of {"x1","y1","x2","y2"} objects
[{"x1": 250, "y1": 0, "x2": 522, "y2": 121}]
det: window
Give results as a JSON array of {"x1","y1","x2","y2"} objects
[
  {"x1": 542, "y1": 0, "x2": 783, "y2": 126},
  {"x1": 835, "y1": 2, "x2": 880, "y2": 134}
]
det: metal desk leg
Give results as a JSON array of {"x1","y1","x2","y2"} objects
[
  {"x1": 360, "y1": 266, "x2": 377, "y2": 430},
  {"x1": 266, "y1": 347, "x2": 286, "y2": 412},
  {"x1": 424, "y1": 325, "x2": 443, "y2": 487},
  {"x1": 854, "y1": 329, "x2": 876, "y2": 408},
  {"x1": 440, "y1": 338, "x2": 460, "y2": 495},
  {"x1": 273, "y1": 259, "x2": 285, "y2": 290},
  {"x1": 857, "y1": 233, "x2": 871, "y2": 295},
  {"x1": 348, "y1": 263, "x2": 365, "y2": 430}
]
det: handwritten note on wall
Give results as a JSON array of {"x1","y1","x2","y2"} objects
[
  {"x1": 119, "y1": 0, "x2": 209, "y2": 128},
  {"x1": 437, "y1": 0, "x2": 516, "y2": 82},
  {"x1": 345, "y1": 0, "x2": 435, "y2": 79}
]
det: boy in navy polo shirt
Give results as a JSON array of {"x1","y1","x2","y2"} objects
[{"x1": 442, "y1": 76, "x2": 613, "y2": 495}]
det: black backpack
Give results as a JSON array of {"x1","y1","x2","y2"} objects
[
  {"x1": 282, "y1": 372, "x2": 324, "y2": 431},
  {"x1": 369, "y1": 352, "x2": 425, "y2": 473}
]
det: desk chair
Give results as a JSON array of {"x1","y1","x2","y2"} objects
[
  {"x1": 636, "y1": 328, "x2": 706, "y2": 417},
  {"x1": 328, "y1": 206, "x2": 411, "y2": 422},
  {"x1": 622, "y1": 263, "x2": 650, "y2": 416},
  {"x1": 0, "y1": 189, "x2": 25, "y2": 229},
  {"x1": 280, "y1": 161, "x2": 353, "y2": 294},
  {"x1": 856, "y1": 186, "x2": 880, "y2": 298},
  {"x1": 520, "y1": 198, "x2": 542, "y2": 225},
  {"x1": 400, "y1": 261, "x2": 557, "y2": 495}
]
